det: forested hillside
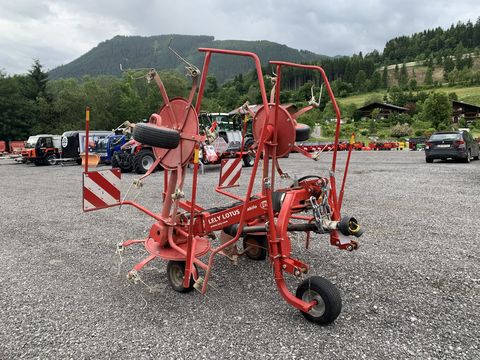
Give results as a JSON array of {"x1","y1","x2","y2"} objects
[
  {"x1": 383, "y1": 19, "x2": 480, "y2": 63},
  {"x1": 3, "y1": 20, "x2": 480, "y2": 143},
  {"x1": 48, "y1": 35, "x2": 327, "y2": 83}
]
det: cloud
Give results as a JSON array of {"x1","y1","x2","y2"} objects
[{"x1": 0, "y1": 0, "x2": 479, "y2": 75}]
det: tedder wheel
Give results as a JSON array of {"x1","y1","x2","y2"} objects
[
  {"x1": 133, "y1": 149, "x2": 155, "y2": 174},
  {"x1": 243, "y1": 235, "x2": 267, "y2": 260},
  {"x1": 243, "y1": 154, "x2": 255, "y2": 167},
  {"x1": 132, "y1": 123, "x2": 180, "y2": 149},
  {"x1": 166, "y1": 260, "x2": 196, "y2": 293},
  {"x1": 295, "y1": 276, "x2": 342, "y2": 325}
]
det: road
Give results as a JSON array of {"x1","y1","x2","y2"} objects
[{"x1": 0, "y1": 151, "x2": 478, "y2": 359}]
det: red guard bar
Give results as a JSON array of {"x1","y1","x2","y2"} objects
[
  {"x1": 270, "y1": 61, "x2": 343, "y2": 219},
  {"x1": 195, "y1": 48, "x2": 274, "y2": 293}
]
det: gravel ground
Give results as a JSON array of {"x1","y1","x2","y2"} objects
[{"x1": 0, "y1": 151, "x2": 479, "y2": 359}]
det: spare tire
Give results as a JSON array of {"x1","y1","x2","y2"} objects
[
  {"x1": 133, "y1": 123, "x2": 180, "y2": 149},
  {"x1": 295, "y1": 123, "x2": 311, "y2": 142}
]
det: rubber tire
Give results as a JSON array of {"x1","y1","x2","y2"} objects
[
  {"x1": 296, "y1": 276, "x2": 342, "y2": 325},
  {"x1": 243, "y1": 154, "x2": 254, "y2": 167},
  {"x1": 425, "y1": 157, "x2": 433, "y2": 163},
  {"x1": 44, "y1": 154, "x2": 56, "y2": 166},
  {"x1": 272, "y1": 191, "x2": 285, "y2": 213},
  {"x1": 133, "y1": 149, "x2": 155, "y2": 174},
  {"x1": 166, "y1": 261, "x2": 196, "y2": 293},
  {"x1": 464, "y1": 150, "x2": 471, "y2": 163},
  {"x1": 295, "y1": 123, "x2": 311, "y2": 142},
  {"x1": 133, "y1": 123, "x2": 180, "y2": 149},
  {"x1": 76, "y1": 158, "x2": 82, "y2": 165},
  {"x1": 296, "y1": 175, "x2": 322, "y2": 185},
  {"x1": 34, "y1": 160, "x2": 43, "y2": 166},
  {"x1": 243, "y1": 235, "x2": 267, "y2": 260},
  {"x1": 112, "y1": 152, "x2": 133, "y2": 173}
]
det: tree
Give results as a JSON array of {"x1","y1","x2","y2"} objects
[
  {"x1": 381, "y1": 66, "x2": 389, "y2": 88},
  {"x1": 420, "y1": 92, "x2": 452, "y2": 129},
  {"x1": 424, "y1": 67, "x2": 434, "y2": 86},
  {"x1": 443, "y1": 57, "x2": 455, "y2": 80},
  {"x1": 0, "y1": 74, "x2": 35, "y2": 140},
  {"x1": 398, "y1": 63, "x2": 409, "y2": 89},
  {"x1": 354, "y1": 70, "x2": 367, "y2": 91},
  {"x1": 22, "y1": 59, "x2": 49, "y2": 101},
  {"x1": 370, "y1": 71, "x2": 382, "y2": 91},
  {"x1": 408, "y1": 79, "x2": 418, "y2": 90}
]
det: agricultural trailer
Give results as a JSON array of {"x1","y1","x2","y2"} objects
[
  {"x1": 61, "y1": 130, "x2": 113, "y2": 165},
  {"x1": 82, "y1": 48, "x2": 363, "y2": 325}
]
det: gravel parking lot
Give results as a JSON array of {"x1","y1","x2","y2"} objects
[{"x1": 0, "y1": 151, "x2": 479, "y2": 359}]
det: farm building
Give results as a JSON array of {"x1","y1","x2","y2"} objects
[
  {"x1": 452, "y1": 100, "x2": 480, "y2": 123},
  {"x1": 357, "y1": 102, "x2": 409, "y2": 119}
]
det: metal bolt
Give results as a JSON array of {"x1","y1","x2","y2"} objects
[{"x1": 282, "y1": 264, "x2": 287, "y2": 269}]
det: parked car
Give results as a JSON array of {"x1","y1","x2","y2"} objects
[{"x1": 425, "y1": 131, "x2": 480, "y2": 163}]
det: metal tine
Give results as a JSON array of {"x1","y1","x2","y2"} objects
[{"x1": 168, "y1": 38, "x2": 201, "y2": 77}]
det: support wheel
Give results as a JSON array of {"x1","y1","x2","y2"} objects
[
  {"x1": 296, "y1": 276, "x2": 342, "y2": 325},
  {"x1": 166, "y1": 260, "x2": 196, "y2": 293},
  {"x1": 243, "y1": 235, "x2": 267, "y2": 260}
]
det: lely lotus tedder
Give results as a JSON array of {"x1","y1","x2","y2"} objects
[{"x1": 82, "y1": 48, "x2": 363, "y2": 325}]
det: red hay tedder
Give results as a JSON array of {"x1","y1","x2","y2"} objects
[{"x1": 82, "y1": 48, "x2": 364, "y2": 325}]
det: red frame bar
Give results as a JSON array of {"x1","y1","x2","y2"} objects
[
  {"x1": 84, "y1": 107, "x2": 90, "y2": 172},
  {"x1": 269, "y1": 61, "x2": 344, "y2": 219}
]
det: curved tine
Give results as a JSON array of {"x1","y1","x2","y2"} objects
[
  {"x1": 168, "y1": 38, "x2": 200, "y2": 77},
  {"x1": 309, "y1": 83, "x2": 324, "y2": 107}
]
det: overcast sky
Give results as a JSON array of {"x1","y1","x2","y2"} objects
[{"x1": 1, "y1": 0, "x2": 479, "y2": 75}]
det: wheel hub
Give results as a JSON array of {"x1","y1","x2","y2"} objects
[
  {"x1": 169, "y1": 265, "x2": 184, "y2": 288},
  {"x1": 302, "y1": 289, "x2": 325, "y2": 317},
  {"x1": 142, "y1": 156, "x2": 154, "y2": 169}
]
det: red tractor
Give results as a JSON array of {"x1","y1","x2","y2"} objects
[{"x1": 83, "y1": 48, "x2": 363, "y2": 325}]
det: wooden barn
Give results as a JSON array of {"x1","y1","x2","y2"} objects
[
  {"x1": 357, "y1": 102, "x2": 409, "y2": 119},
  {"x1": 452, "y1": 100, "x2": 480, "y2": 123}
]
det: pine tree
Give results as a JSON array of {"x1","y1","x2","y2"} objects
[
  {"x1": 382, "y1": 66, "x2": 389, "y2": 88},
  {"x1": 424, "y1": 67, "x2": 434, "y2": 86},
  {"x1": 398, "y1": 63, "x2": 409, "y2": 89}
]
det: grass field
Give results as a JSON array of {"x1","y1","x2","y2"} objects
[{"x1": 337, "y1": 85, "x2": 480, "y2": 107}]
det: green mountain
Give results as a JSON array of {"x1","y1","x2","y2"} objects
[{"x1": 49, "y1": 35, "x2": 329, "y2": 82}]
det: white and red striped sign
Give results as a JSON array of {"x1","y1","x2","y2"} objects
[
  {"x1": 83, "y1": 169, "x2": 121, "y2": 211},
  {"x1": 218, "y1": 158, "x2": 242, "y2": 188}
]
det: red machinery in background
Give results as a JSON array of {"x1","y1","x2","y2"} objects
[{"x1": 83, "y1": 48, "x2": 363, "y2": 325}]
